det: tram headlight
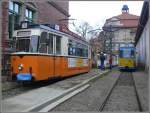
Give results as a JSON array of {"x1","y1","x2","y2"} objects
[{"x1": 18, "y1": 64, "x2": 23, "y2": 71}]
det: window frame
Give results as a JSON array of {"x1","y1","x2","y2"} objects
[
  {"x1": 30, "y1": 35, "x2": 39, "y2": 53},
  {"x1": 25, "y1": 8, "x2": 34, "y2": 22},
  {"x1": 9, "y1": 1, "x2": 21, "y2": 14},
  {"x1": 55, "y1": 35, "x2": 62, "y2": 55},
  {"x1": 48, "y1": 33, "x2": 54, "y2": 54},
  {"x1": 38, "y1": 32, "x2": 48, "y2": 53},
  {"x1": 8, "y1": 1, "x2": 21, "y2": 39},
  {"x1": 16, "y1": 37, "x2": 30, "y2": 52},
  {"x1": 68, "y1": 39, "x2": 88, "y2": 58}
]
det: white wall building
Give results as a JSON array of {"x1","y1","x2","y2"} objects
[
  {"x1": 135, "y1": 1, "x2": 149, "y2": 73},
  {"x1": 103, "y1": 5, "x2": 139, "y2": 55}
]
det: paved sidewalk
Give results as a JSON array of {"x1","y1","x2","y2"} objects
[{"x1": 132, "y1": 71, "x2": 149, "y2": 111}]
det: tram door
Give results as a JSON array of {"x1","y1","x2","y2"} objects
[{"x1": 53, "y1": 35, "x2": 62, "y2": 77}]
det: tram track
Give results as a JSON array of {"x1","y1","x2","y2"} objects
[{"x1": 99, "y1": 72, "x2": 142, "y2": 112}]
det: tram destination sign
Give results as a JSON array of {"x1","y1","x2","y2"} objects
[{"x1": 17, "y1": 31, "x2": 31, "y2": 37}]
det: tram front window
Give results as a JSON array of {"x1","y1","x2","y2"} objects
[
  {"x1": 16, "y1": 36, "x2": 38, "y2": 52},
  {"x1": 16, "y1": 37, "x2": 30, "y2": 52},
  {"x1": 119, "y1": 48, "x2": 133, "y2": 58}
]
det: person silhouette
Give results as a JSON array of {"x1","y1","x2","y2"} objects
[{"x1": 100, "y1": 52, "x2": 105, "y2": 70}]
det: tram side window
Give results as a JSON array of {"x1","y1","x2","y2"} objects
[
  {"x1": 39, "y1": 32, "x2": 47, "y2": 53},
  {"x1": 68, "y1": 39, "x2": 88, "y2": 57},
  {"x1": 56, "y1": 35, "x2": 61, "y2": 55},
  {"x1": 48, "y1": 34, "x2": 53, "y2": 54},
  {"x1": 68, "y1": 43, "x2": 73, "y2": 55},
  {"x1": 30, "y1": 35, "x2": 38, "y2": 52},
  {"x1": 68, "y1": 40, "x2": 76, "y2": 56},
  {"x1": 84, "y1": 48, "x2": 88, "y2": 57}
]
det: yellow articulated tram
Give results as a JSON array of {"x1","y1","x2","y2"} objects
[
  {"x1": 11, "y1": 22, "x2": 92, "y2": 82},
  {"x1": 118, "y1": 46, "x2": 136, "y2": 71}
]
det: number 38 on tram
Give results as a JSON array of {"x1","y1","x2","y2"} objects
[{"x1": 11, "y1": 22, "x2": 92, "y2": 82}]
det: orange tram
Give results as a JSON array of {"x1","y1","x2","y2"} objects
[{"x1": 11, "y1": 22, "x2": 92, "y2": 82}]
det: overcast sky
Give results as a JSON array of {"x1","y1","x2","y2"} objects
[{"x1": 69, "y1": 1, "x2": 143, "y2": 31}]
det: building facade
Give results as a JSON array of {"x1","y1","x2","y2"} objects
[
  {"x1": 103, "y1": 5, "x2": 139, "y2": 55},
  {"x1": 135, "y1": 1, "x2": 149, "y2": 73},
  {"x1": 90, "y1": 5, "x2": 140, "y2": 67},
  {"x1": 1, "y1": 0, "x2": 69, "y2": 79}
]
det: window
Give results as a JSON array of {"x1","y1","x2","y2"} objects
[
  {"x1": 48, "y1": 34, "x2": 53, "y2": 54},
  {"x1": 68, "y1": 40, "x2": 88, "y2": 57},
  {"x1": 14, "y1": 3, "x2": 19, "y2": 13},
  {"x1": 16, "y1": 37, "x2": 30, "y2": 52},
  {"x1": 9, "y1": 1, "x2": 20, "y2": 13},
  {"x1": 56, "y1": 36, "x2": 61, "y2": 55},
  {"x1": 68, "y1": 40, "x2": 73, "y2": 55},
  {"x1": 9, "y1": 1, "x2": 13, "y2": 11},
  {"x1": 30, "y1": 35, "x2": 38, "y2": 52},
  {"x1": 25, "y1": 8, "x2": 34, "y2": 22},
  {"x1": 119, "y1": 48, "x2": 134, "y2": 58},
  {"x1": 9, "y1": 1, "x2": 20, "y2": 39},
  {"x1": 15, "y1": 36, "x2": 38, "y2": 53},
  {"x1": 39, "y1": 32, "x2": 47, "y2": 53}
]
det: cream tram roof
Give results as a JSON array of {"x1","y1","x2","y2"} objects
[{"x1": 13, "y1": 24, "x2": 89, "y2": 45}]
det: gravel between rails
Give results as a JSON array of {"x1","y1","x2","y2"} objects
[
  {"x1": 102, "y1": 72, "x2": 140, "y2": 112},
  {"x1": 2, "y1": 69, "x2": 103, "y2": 100}
]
